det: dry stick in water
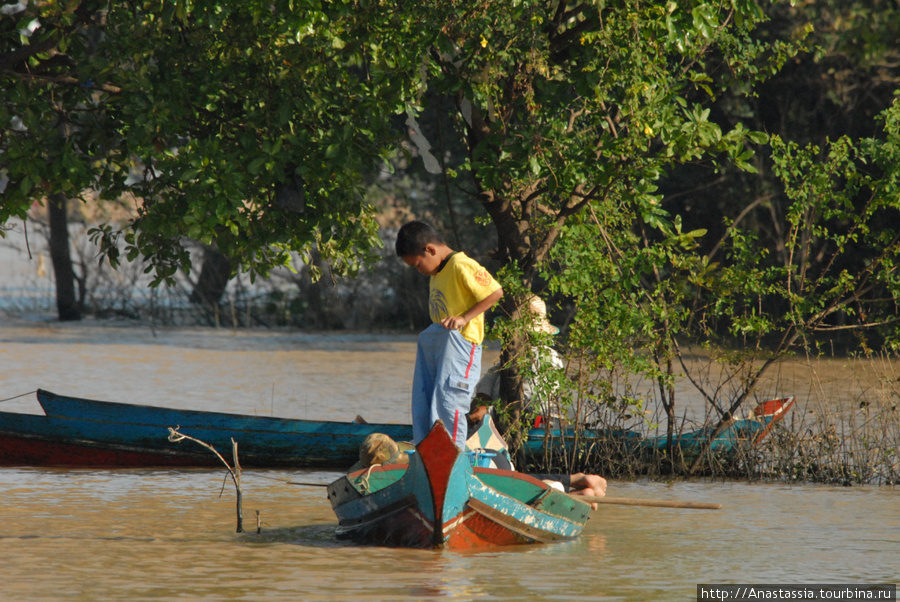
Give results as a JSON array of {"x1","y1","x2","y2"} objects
[{"x1": 168, "y1": 427, "x2": 246, "y2": 532}]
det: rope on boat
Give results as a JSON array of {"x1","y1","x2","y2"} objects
[
  {"x1": 0, "y1": 390, "x2": 37, "y2": 404},
  {"x1": 359, "y1": 463, "x2": 385, "y2": 493}
]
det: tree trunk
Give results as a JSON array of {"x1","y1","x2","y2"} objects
[
  {"x1": 487, "y1": 217, "x2": 539, "y2": 459},
  {"x1": 659, "y1": 370, "x2": 677, "y2": 474},
  {"x1": 47, "y1": 193, "x2": 81, "y2": 321},
  {"x1": 498, "y1": 332, "x2": 527, "y2": 462},
  {"x1": 495, "y1": 294, "x2": 529, "y2": 460},
  {"x1": 189, "y1": 247, "x2": 232, "y2": 307}
]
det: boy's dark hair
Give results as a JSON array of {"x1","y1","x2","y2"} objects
[{"x1": 395, "y1": 220, "x2": 444, "y2": 257}]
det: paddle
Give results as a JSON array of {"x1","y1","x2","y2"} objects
[{"x1": 569, "y1": 494, "x2": 722, "y2": 510}]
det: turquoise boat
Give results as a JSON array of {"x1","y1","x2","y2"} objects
[{"x1": 327, "y1": 420, "x2": 591, "y2": 549}]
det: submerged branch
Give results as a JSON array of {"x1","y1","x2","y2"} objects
[{"x1": 168, "y1": 427, "x2": 244, "y2": 533}]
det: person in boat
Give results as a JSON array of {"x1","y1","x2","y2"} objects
[
  {"x1": 395, "y1": 220, "x2": 504, "y2": 450},
  {"x1": 351, "y1": 432, "x2": 412, "y2": 471},
  {"x1": 468, "y1": 294, "x2": 565, "y2": 430},
  {"x1": 535, "y1": 472, "x2": 608, "y2": 510},
  {"x1": 466, "y1": 420, "x2": 608, "y2": 509}
]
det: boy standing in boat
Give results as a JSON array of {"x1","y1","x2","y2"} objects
[{"x1": 395, "y1": 221, "x2": 503, "y2": 449}]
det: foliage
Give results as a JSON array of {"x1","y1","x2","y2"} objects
[
  {"x1": 401, "y1": 0, "x2": 793, "y2": 279},
  {"x1": 768, "y1": 98, "x2": 900, "y2": 351},
  {"x1": 532, "y1": 97, "x2": 900, "y2": 474},
  {"x1": 359, "y1": 0, "x2": 809, "y2": 453},
  {"x1": 2, "y1": 1, "x2": 798, "y2": 283},
  {"x1": 1, "y1": 0, "x2": 421, "y2": 284}
]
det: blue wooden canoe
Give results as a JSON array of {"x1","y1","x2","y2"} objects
[
  {"x1": 0, "y1": 390, "x2": 793, "y2": 468},
  {"x1": 327, "y1": 420, "x2": 591, "y2": 549},
  {"x1": 524, "y1": 396, "x2": 796, "y2": 458},
  {"x1": 0, "y1": 389, "x2": 413, "y2": 468},
  {"x1": 642, "y1": 396, "x2": 796, "y2": 453}
]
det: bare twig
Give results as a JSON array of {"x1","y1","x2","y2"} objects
[{"x1": 168, "y1": 427, "x2": 245, "y2": 533}]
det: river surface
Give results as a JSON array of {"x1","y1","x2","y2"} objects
[{"x1": 0, "y1": 319, "x2": 897, "y2": 600}]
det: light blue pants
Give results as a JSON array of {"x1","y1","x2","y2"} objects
[{"x1": 411, "y1": 323, "x2": 482, "y2": 449}]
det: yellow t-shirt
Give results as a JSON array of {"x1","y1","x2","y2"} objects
[{"x1": 429, "y1": 252, "x2": 501, "y2": 345}]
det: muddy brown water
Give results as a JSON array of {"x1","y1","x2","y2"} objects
[{"x1": 1, "y1": 320, "x2": 897, "y2": 599}]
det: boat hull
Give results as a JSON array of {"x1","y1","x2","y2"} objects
[
  {"x1": 0, "y1": 431, "x2": 212, "y2": 467},
  {"x1": 327, "y1": 421, "x2": 590, "y2": 549},
  {"x1": 524, "y1": 397, "x2": 796, "y2": 458},
  {"x1": 0, "y1": 389, "x2": 412, "y2": 468}
]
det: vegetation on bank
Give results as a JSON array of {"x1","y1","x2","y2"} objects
[{"x1": 522, "y1": 354, "x2": 900, "y2": 486}]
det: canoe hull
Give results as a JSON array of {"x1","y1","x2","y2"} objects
[
  {"x1": 0, "y1": 389, "x2": 412, "y2": 468},
  {"x1": 0, "y1": 432, "x2": 213, "y2": 467},
  {"x1": 525, "y1": 396, "x2": 796, "y2": 458}
]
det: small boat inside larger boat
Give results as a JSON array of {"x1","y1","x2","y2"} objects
[{"x1": 326, "y1": 421, "x2": 591, "y2": 549}]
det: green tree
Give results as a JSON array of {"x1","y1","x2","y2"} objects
[
  {"x1": 382, "y1": 0, "x2": 800, "y2": 449},
  {"x1": 552, "y1": 99, "x2": 900, "y2": 474},
  {"x1": 1, "y1": 0, "x2": 791, "y2": 439},
  {"x1": 0, "y1": 0, "x2": 796, "y2": 287},
  {"x1": 623, "y1": 0, "x2": 900, "y2": 472},
  {"x1": 661, "y1": 0, "x2": 900, "y2": 283},
  {"x1": 1, "y1": 0, "x2": 414, "y2": 285}
]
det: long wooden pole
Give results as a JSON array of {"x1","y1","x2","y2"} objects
[
  {"x1": 286, "y1": 480, "x2": 722, "y2": 509},
  {"x1": 571, "y1": 495, "x2": 722, "y2": 510},
  {"x1": 287, "y1": 480, "x2": 722, "y2": 510}
]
